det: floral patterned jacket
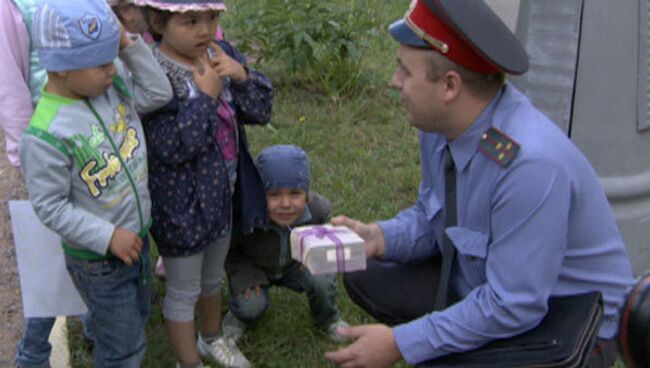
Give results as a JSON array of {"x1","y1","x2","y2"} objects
[{"x1": 144, "y1": 40, "x2": 273, "y2": 257}]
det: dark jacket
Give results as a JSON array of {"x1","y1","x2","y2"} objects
[
  {"x1": 225, "y1": 192, "x2": 331, "y2": 295},
  {"x1": 144, "y1": 40, "x2": 273, "y2": 257}
]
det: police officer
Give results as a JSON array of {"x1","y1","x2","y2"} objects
[{"x1": 324, "y1": 0, "x2": 634, "y2": 367}]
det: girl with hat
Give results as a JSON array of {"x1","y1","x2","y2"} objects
[{"x1": 134, "y1": 0, "x2": 274, "y2": 367}]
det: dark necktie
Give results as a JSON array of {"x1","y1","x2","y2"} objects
[{"x1": 434, "y1": 146, "x2": 457, "y2": 311}]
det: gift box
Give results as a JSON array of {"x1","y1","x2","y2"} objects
[{"x1": 290, "y1": 224, "x2": 367, "y2": 275}]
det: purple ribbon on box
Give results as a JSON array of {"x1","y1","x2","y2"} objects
[{"x1": 298, "y1": 226, "x2": 347, "y2": 272}]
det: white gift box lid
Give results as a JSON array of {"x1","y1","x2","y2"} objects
[{"x1": 290, "y1": 224, "x2": 367, "y2": 274}]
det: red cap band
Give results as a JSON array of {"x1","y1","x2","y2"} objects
[{"x1": 406, "y1": 0, "x2": 500, "y2": 74}]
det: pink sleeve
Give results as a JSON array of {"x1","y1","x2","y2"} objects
[
  {"x1": 216, "y1": 26, "x2": 224, "y2": 40},
  {"x1": 0, "y1": 0, "x2": 33, "y2": 168},
  {"x1": 142, "y1": 31, "x2": 155, "y2": 45}
]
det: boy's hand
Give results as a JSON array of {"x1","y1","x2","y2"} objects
[
  {"x1": 192, "y1": 56, "x2": 223, "y2": 99},
  {"x1": 207, "y1": 43, "x2": 248, "y2": 83},
  {"x1": 119, "y1": 24, "x2": 134, "y2": 50},
  {"x1": 109, "y1": 227, "x2": 142, "y2": 266}
]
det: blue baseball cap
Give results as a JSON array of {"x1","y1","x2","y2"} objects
[{"x1": 32, "y1": 0, "x2": 121, "y2": 72}]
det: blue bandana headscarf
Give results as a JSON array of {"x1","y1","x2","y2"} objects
[{"x1": 256, "y1": 145, "x2": 310, "y2": 192}]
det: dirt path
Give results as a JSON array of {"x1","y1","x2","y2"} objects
[{"x1": 0, "y1": 130, "x2": 28, "y2": 367}]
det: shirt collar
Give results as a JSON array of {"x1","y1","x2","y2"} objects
[{"x1": 447, "y1": 86, "x2": 506, "y2": 172}]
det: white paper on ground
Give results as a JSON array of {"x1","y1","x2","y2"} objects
[{"x1": 9, "y1": 200, "x2": 87, "y2": 317}]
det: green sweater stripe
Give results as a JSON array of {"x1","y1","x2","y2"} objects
[
  {"x1": 62, "y1": 219, "x2": 152, "y2": 260},
  {"x1": 24, "y1": 126, "x2": 71, "y2": 157},
  {"x1": 25, "y1": 90, "x2": 77, "y2": 157},
  {"x1": 29, "y1": 90, "x2": 75, "y2": 131}
]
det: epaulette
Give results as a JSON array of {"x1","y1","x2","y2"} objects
[
  {"x1": 112, "y1": 75, "x2": 132, "y2": 99},
  {"x1": 479, "y1": 127, "x2": 520, "y2": 167}
]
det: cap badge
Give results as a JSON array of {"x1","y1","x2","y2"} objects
[{"x1": 78, "y1": 13, "x2": 102, "y2": 40}]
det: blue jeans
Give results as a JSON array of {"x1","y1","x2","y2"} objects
[
  {"x1": 16, "y1": 315, "x2": 94, "y2": 368},
  {"x1": 64, "y1": 237, "x2": 151, "y2": 368},
  {"x1": 229, "y1": 262, "x2": 340, "y2": 328},
  {"x1": 15, "y1": 317, "x2": 54, "y2": 368}
]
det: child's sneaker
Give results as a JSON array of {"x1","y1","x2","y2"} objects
[
  {"x1": 155, "y1": 256, "x2": 166, "y2": 280},
  {"x1": 197, "y1": 334, "x2": 251, "y2": 368},
  {"x1": 327, "y1": 319, "x2": 350, "y2": 342},
  {"x1": 221, "y1": 311, "x2": 247, "y2": 343}
]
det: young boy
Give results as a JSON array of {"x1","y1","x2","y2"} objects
[
  {"x1": 19, "y1": 0, "x2": 172, "y2": 366},
  {"x1": 223, "y1": 145, "x2": 348, "y2": 344}
]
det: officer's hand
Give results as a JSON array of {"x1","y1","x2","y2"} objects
[
  {"x1": 108, "y1": 227, "x2": 142, "y2": 266},
  {"x1": 331, "y1": 215, "x2": 386, "y2": 258},
  {"x1": 324, "y1": 324, "x2": 401, "y2": 368}
]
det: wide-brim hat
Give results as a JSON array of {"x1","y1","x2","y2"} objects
[
  {"x1": 132, "y1": 0, "x2": 226, "y2": 12},
  {"x1": 389, "y1": 0, "x2": 528, "y2": 75},
  {"x1": 619, "y1": 272, "x2": 650, "y2": 368}
]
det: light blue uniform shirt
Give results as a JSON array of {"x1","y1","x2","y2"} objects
[{"x1": 379, "y1": 83, "x2": 634, "y2": 365}]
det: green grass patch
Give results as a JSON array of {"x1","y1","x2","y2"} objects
[{"x1": 224, "y1": 0, "x2": 404, "y2": 98}]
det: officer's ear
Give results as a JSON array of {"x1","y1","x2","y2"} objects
[{"x1": 440, "y1": 70, "x2": 462, "y2": 103}]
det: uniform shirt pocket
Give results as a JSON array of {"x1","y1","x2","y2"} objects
[
  {"x1": 421, "y1": 187, "x2": 443, "y2": 221},
  {"x1": 446, "y1": 226, "x2": 489, "y2": 286},
  {"x1": 446, "y1": 226, "x2": 489, "y2": 258},
  {"x1": 412, "y1": 187, "x2": 443, "y2": 243}
]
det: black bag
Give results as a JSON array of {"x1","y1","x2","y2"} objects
[{"x1": 419, "y1": 291, "x2": 603, "y2": 368}]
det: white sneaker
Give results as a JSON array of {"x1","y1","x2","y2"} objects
[
  {"x1": 221, "y1": 311, "x2": 247, "y2": 343},
  {"x1": 197, "y1": 334, "x2": 251, "y2": 368},
  {"x1": 327, "y1": 319, "x2": 350, "y2": 342}
]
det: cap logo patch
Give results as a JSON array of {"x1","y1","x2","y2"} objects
[
  {"x1": 405, "y1": 17, "x2": 449, "y2": 54},
  {"x1": 78, "y1": 14, "x2": 102, "y2": 40},
  {"x1": 405, "y1": 3, "x2": 449, "y2": 54}
]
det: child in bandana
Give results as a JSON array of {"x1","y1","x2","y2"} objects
[{"x1": 223, "y1": 145, "x2": 349, "y2": 348}]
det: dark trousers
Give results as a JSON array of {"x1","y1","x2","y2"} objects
[
  {"x1": 343, "y1": 257, "x2": 441, "y2": 326},
  {"x1": 586, "y1": 338, "x2": 618, "y2": 368},
  {"x1": 343, "y1": 257, "x2": 619, "y2": 367}
]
